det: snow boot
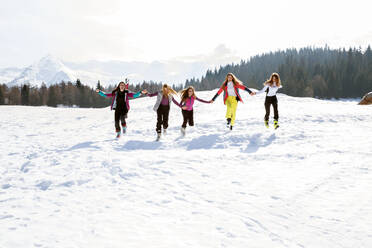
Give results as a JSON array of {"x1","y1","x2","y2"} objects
[
  {"x1": 264, "y1": 120, "x2": 269, "y2": 128},
  {"x1": 181, "y1": 127, "x2": 186, "y2": 136},
  {"x1": 122, "y1": 126, "x2": 127, "y2": 134},
  {"x1": 274, "y1": 120, "x2": 279, "y2": 129},
  {"x1": 156, "y1": 132, "x2": 161, "y2": 141},
  {"x1": 227, "y1": 118, "x2": 231, "y2": 128},
  {"x1": 230, "y1": 125, "x2": 233, "y2": 131},
  {"x1": 116, "y1": 131, "x2": 121, "y2": 138},
  {"x1": 163, "y1": 128, "x2": 167, "y2": 135}
]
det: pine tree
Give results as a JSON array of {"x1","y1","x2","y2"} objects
[
  {"x1": 0, "y1": 85, "x2": 5, "y2": 105},
  {"x1": 47, "y1": 85, "x2": 57, "y2": 107},
  {"x1": 40, "y1": 83, "x2": 48, "y2": 105},
  {"x1": 96, "y1": 80, "x2": 103, "y2": 90},
  {"x1": 47, "y1": 85, "x2": 62, "y2": 107},
  {"x1": 76, "y1": 79, "x2": 82, "y2": 88},
  {"x1": 9, "y1": 87, "x2": 21, "y2": 105},
  {"x1": 29, "y1": 87, "x2": 41, "y2": 106},
  {"x1": 21, "y1": 84, "x2": 30, "y2": 105}
]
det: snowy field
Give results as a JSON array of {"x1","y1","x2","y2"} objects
[{"x1": 0, "y1": 89, "x2": 371, "y2": 248}]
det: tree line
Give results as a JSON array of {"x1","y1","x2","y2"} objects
[
  {"x1": 1, "y1": 45, "x2": 371, "y2": 107},
  {"x1": 0, "y1": 79, "x2": 183, "y2": 108},
  {"x1": 186, "y1": 45, "x2": 372, "y2": 99}
]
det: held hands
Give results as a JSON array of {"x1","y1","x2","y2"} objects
[
  {"x1": 209, "y1": 100, "x2": 214, "y2": 103},
  {"x1": 250, "y1": 92, "x2": 256, "y2": 96},
  {"x1": 141, "y1": 89, "x2": 148, "y2": 95},
  {"x1": 95, "y1": 89, "x2": 100, "y2": 93}
]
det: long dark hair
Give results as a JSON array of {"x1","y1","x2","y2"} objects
[{"x1": 112, "y1": 81, "x2": 127, "y2": 94}]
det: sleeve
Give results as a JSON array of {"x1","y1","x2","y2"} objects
[
  {"x1": 172, "y1": 97, "x2": 182, "y2": 108},
  {"x1": 128, "y1": 91, "x2": 142, "y2": 99},
  {"x1": 98, "y1": 91, "x2": 113, "y2": 98},
  {"x1": 236, "y1": 84, "x2": 252, "y2": 94},
  {"x1": 147, "y1": 92, "x2": 158, "y2": 97},
  {"x1": 212, "y1": 86, "x2": 224, "y2": 101},
  {"x1": 255, "y1": 85, "x2": 269, "y2": 95},
  {"x1": 196, "y1": 97, "x2": 210, "y2": 103}
]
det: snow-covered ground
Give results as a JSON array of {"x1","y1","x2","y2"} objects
[{"x1": 0, "y1": 90, "x2": 371, "y2": 248}]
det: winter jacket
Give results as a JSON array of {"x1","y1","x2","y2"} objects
[
  {"x1": 148, "y1": 91, "x2": 181, "y2": 111},
  {"x1": 181, "y1": 96, "x2": 210, "y2": 111},
  {"x1": 212, "y1": 82, "x2": 252, "y2": 104},
  {"x1": 256, "y1": 83, "x2": 282, "y2": 96},
  {"x1": 98, "y1": 90, "x2": 141, "y2": 110}
]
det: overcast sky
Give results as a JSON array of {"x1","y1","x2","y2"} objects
[{"x1": 1, "y1": 0, "x2": 372, "y2": 68}]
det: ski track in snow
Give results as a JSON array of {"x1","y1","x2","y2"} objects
[{"x1": 0, "y1": 91, "x2": 371, "y2": 248}]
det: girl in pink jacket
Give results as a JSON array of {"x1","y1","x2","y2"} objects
[{"x1": 178, "y1": 86, "x2": 212, "y2": 135}]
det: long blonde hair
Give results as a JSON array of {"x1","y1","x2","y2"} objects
[
  {"x1": 264, "y1": 73, "x2": 281, "y2": 87},
  {"x1": 179, "y1": 86, "x2": 196, "y2": 103},
  {"x1": 221, "y1": 73, "x2": 243, "y2": 87},
  {"x1": 162, "y1": 84, "x2": 177, "y2": 96}
]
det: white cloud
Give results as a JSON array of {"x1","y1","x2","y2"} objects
[
  {"x1": 1, "y1": 0, "x2": 372, "y2": 69},
  {"x1": 171, "y1": 44, "x2": 240, "y2": 67}
]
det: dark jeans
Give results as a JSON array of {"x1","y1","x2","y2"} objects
[
  {"x1": 264, "y1": 96, "x2": 278, "y2": 121},
  {"x1": 182, "y1": 109, "x2": 194, "y2": 128},
  {"x1": 156, "y1": 105, "x2": 170, "y2": 133},
  {"x1": 115, "y1": 109, "x2": 128, "y2": 132}
]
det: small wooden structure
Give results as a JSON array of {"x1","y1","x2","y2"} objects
[{"x1": 358, "y1": 92, "x2": 372, "y2": 105}]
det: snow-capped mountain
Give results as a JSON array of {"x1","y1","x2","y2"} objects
[
  {"x1": 7, "y1": 55, "x2": 77, "y2": 87},
  {"x1": 2, "y1": 55, "x2": 215, "y2": 88}
]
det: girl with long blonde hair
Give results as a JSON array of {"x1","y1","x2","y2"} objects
[
  {"x1": 145, "y1": 84, "x2": 181, "y2": 140},
  {"x1": 211, "y1": 73, "x2": 254, "y2": 130},
  {"x1": 252, "y1": 72, "x2": 282, "y2": 129},
  {"x1": 178, "y1": 86, "x2": 211, "y2": 135}
]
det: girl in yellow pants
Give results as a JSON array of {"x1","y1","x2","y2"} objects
[{"x1": 211, "y1": 73, "x2": 253, "y2": 130}]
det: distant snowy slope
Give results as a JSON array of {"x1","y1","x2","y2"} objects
[
  {"x1": 0, "y1": 67, "x2": 23, "y2": 84},
  {"x1": 1, "y1": 91, "x2": 371, "y2": 248}
]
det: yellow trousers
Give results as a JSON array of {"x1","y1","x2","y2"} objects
[{"x1": 225, "y1": 96, "x2": 238, "y2": 126}]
